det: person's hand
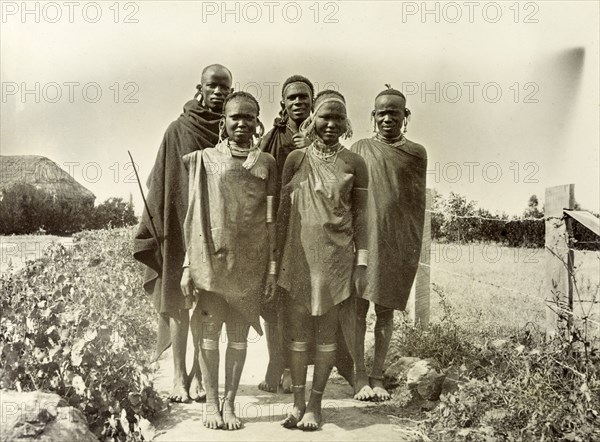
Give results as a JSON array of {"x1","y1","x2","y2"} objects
[
  {"x1": 180, "y1": 268, "x2": 196, "y2": 302},
  {"x1": 352, "y1": 265, "x2": 367, "y2": 296},
  {"x1": 292, "y1": 133, "x2": 310, "y2": 149},
  {"x1": 263, "y1": 274, "x2": 278, "y2": 305}
]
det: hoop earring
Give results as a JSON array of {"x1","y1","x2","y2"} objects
[
  {"x1": 218, "y1": 120, "x2": 226, "y2": 142},
  {"x1": 195, "y1": 84, "x2": 203, "y2": 103},
  {"x1": 403, "y1": 108, "x2": 411, "y2": 134},
  {"x1": 344, "y1": 118, "x2": 354, "y2": 139},
  {"x1": 279, "y1": 101, "x2": 287, "y2": 121},
  {"x1": 254, "y1": 119, "x2": 265, "y2": 146}
]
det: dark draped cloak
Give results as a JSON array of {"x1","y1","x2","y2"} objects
[
  {"x1": 259, "y1": 118, "x2": 296, "y2": 197},
  {"x1": 133, "y1": 99, "x2": 221, "y2": 360},
  {"x1": 349, "y1": 137, "x2": 427, "y2": 310}
]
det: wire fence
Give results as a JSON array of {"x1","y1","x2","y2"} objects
[{"x1": 421, "y1": 206, "x2": 600, "y2": 331}]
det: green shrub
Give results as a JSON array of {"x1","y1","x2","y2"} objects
[
  {"x1": 0, "y1": 227, "x2": 161, "y2": 440},
  {"x1": 384, "y1": 286, "x2": 600, "y2": 441},
  {"x1": 423, "y1": 335, "x2": 600, "y2": 441},
  {"x1": 0, "y1": 184, "x2": 137, "y2": 234},
  {"x1": 89, "y1": 198, "x2": 138, "y2": 230}
]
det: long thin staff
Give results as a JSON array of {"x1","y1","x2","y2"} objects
[{"x1": 128, "y1": 151, "x2": 163, "y2": 262}]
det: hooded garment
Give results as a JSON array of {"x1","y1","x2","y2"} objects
[
  {"x1": 133, "y1": 99, "x2": 221, "y2": 360},
  {"x1": 182, "y1": 141, "x2": 277, "y2": 335},
  {"x1": 349, "y1": 136, "x2": 427, "y2": 310}
]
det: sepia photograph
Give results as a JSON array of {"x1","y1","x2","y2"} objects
[{"x1": 1, "y1": 1, "x2": 599, "y2": 440}]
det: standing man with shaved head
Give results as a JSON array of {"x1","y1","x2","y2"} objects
[
  {"x1": 347, "y1": 86, "x2": 427, "y2": 401},
  {"x1": 134, "y1": 64, "x2": 233, "y2": 403},
  {"x1": 258, "y1": 75, "x2": 314, "y2": 394}
]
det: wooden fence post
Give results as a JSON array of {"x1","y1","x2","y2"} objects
[
  {"x1": 544, "y1": 184, "x2": 575, "y2": 338},
  {"x1": 409, "y1": 188, "x2": 431, "y2": 327}
]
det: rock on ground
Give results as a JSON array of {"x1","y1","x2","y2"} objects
[
  {"x1": 0, "y1": 390, "x2": 96, "y2": 442},
  {"x1": 406, "y1": 360, "x2": 445, "y2": 402}
]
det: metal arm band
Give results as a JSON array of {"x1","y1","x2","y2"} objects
[
  {"x1": 356, "y1": 249, "x2": 369, "y2": 267},
  {"x1": 268, "y1": 261, "x2": 277, "y2": 275},
  {"x1": 266, "y1": 195, "x2": 275, "y2": 223}
]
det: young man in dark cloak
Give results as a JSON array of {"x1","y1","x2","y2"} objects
[
  {"x1": 258, "y1": 75, "x2": 313, "y2": 393},
  {"x1": 346, "y1": 86, "x2": 427, "y2": 401},
  {"x1": 133, "y1": 64, "x2": 233, "y2": 402}
]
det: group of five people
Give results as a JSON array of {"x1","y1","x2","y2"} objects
[{"x1": 133, "y1": 64, "x2": 427, "y2": 431}]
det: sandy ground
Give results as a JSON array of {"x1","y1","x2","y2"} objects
[{"x1": 151, "y1": 324, "x2": 420, "y2": 441}]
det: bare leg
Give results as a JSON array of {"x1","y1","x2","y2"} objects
[
  {"x1": 281, "y1": 344, "x2": 308, "y2": 428},
  {"x1": 298, "y1": 307, "x2": 339, "y2": 431},
  {"x1": 222, "y1": 320, "x2": 250, "y2": 431},
  {"x1": 349, "y1": 299, "x2": 375, "y2": 401},
  {"x1": 334, "y1": 313, "x2": 354, "y2": 387},
  {"x1": 189, "y1": 307, "x2": 205, "y2": 402},
  {"x1": 297, "y1": 344, "x2": 335, "y2": 431},
  {"x1": 169, "y1": 311, "x2": 191, "y2": 403},
  {"x1": 281, "y1": 302, "x2": 310, "y2": 428},
  {"x1": 281, "y1": 368, "x2": 293, "y2": 394},
  {"x1": 258, "y1": 321, "x2": 284, "y2": 393},
  {"x1": 369, "y1": 305, "x2": 394, "y2": 401},
  {"x1": 196, "y1": 298, "x2": 225, "y2": 430},
  {"x1": 279, "y1": 304, "x2": 293, "y2": 393}
]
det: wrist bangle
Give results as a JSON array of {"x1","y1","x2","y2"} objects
[
  {"x1": 356, "y1": 249, "x2": 368, "y2": 267},
  {"x1": 266, "y1": 196, "x2": 275, "y2": 223},
  {"x1": 268, "y1": 261, "x2": 277, "y2": 275}
]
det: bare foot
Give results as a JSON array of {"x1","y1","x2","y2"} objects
[
  {"x1": 280, "y1": 404, "x2": 305, "y2": 429},
  {"x1": 258, "y1": 381, "x2": 277, "y2": 393},
  {"x1": 281, "y1": 369, "x2": 293, "y2": 393},
  {"x1": 189, "y1": 373, "x2": 206, "y2": 402},
  {"x1": 258, "y1": 360, "x2": 279, "y2": 393},
  {"x1": 169, "y1": 379, "x2": 191, "y2": 403},
  {"x1": 369, "y1": 377, "x2": 391, "y2": 401},
  {"x1": 222, "y1": 399, "x2": 242, "y2": 430},
  {"x1": 353, "y1": 373, "x2": 375, "y2": 401},
  {"x1": 202, "y1": 401, "x2": 224, "y2": 429},
  {"x1": 297, "y1": 406, "x2": 321, "y2": 431}
]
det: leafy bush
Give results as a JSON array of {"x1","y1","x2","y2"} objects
[
  {"x1": 423, "y1": 336, "x2": 600, "y2": 441},
  {"x1": 0, "y1": 227, "x2": 162, "y2": 440},
  {"x1": 384, "y1": 286, "x2": 600, "y2": 441},
  {"x1": 0, "y1": 184, "x2": 137, "y2": 234},
  {"x1": 430, "y1": 191, "x2": 599, "y2": 250},
  {"x1": 88, "y1": 197, "x2": 138, "y2": 230},
  {"x1": 0, "y1": 183, "x2": 91, "y2": 234}
]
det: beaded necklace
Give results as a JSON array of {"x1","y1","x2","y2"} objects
[
  {"x1": 375, "y1": 132, "x2": 405, "y2": 145},
  {"x1": 311, "y1": 140, "x2": 343, "y2": 162}
]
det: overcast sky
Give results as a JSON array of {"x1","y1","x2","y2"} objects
[{"x1": 1, "y1": 1, "x2": 598, "y2": 216}]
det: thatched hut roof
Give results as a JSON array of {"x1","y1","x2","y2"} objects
[{"x1": 0, "y1": 155, "x2": 95, "y2": 203}]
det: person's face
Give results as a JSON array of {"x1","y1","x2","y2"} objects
[
  {"x1": 282, "y1": 82, "x2": 312, "y2": 124},
  {"x1": 314, "y1": 101, "x2": 347, "y2": 146},
  {"x1": 201, "y1": 67, "x2": 233, "y2": 113},
  {"x1": 224, "y1": 98, "x2": 258, "y2": 145},
  {"x1": 373, "y1": 95, "x2": 406, "y2": 139}
]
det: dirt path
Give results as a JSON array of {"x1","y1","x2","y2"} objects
[{"x1": 151, "y1": 327, "x2": 421, "y2": 441}]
